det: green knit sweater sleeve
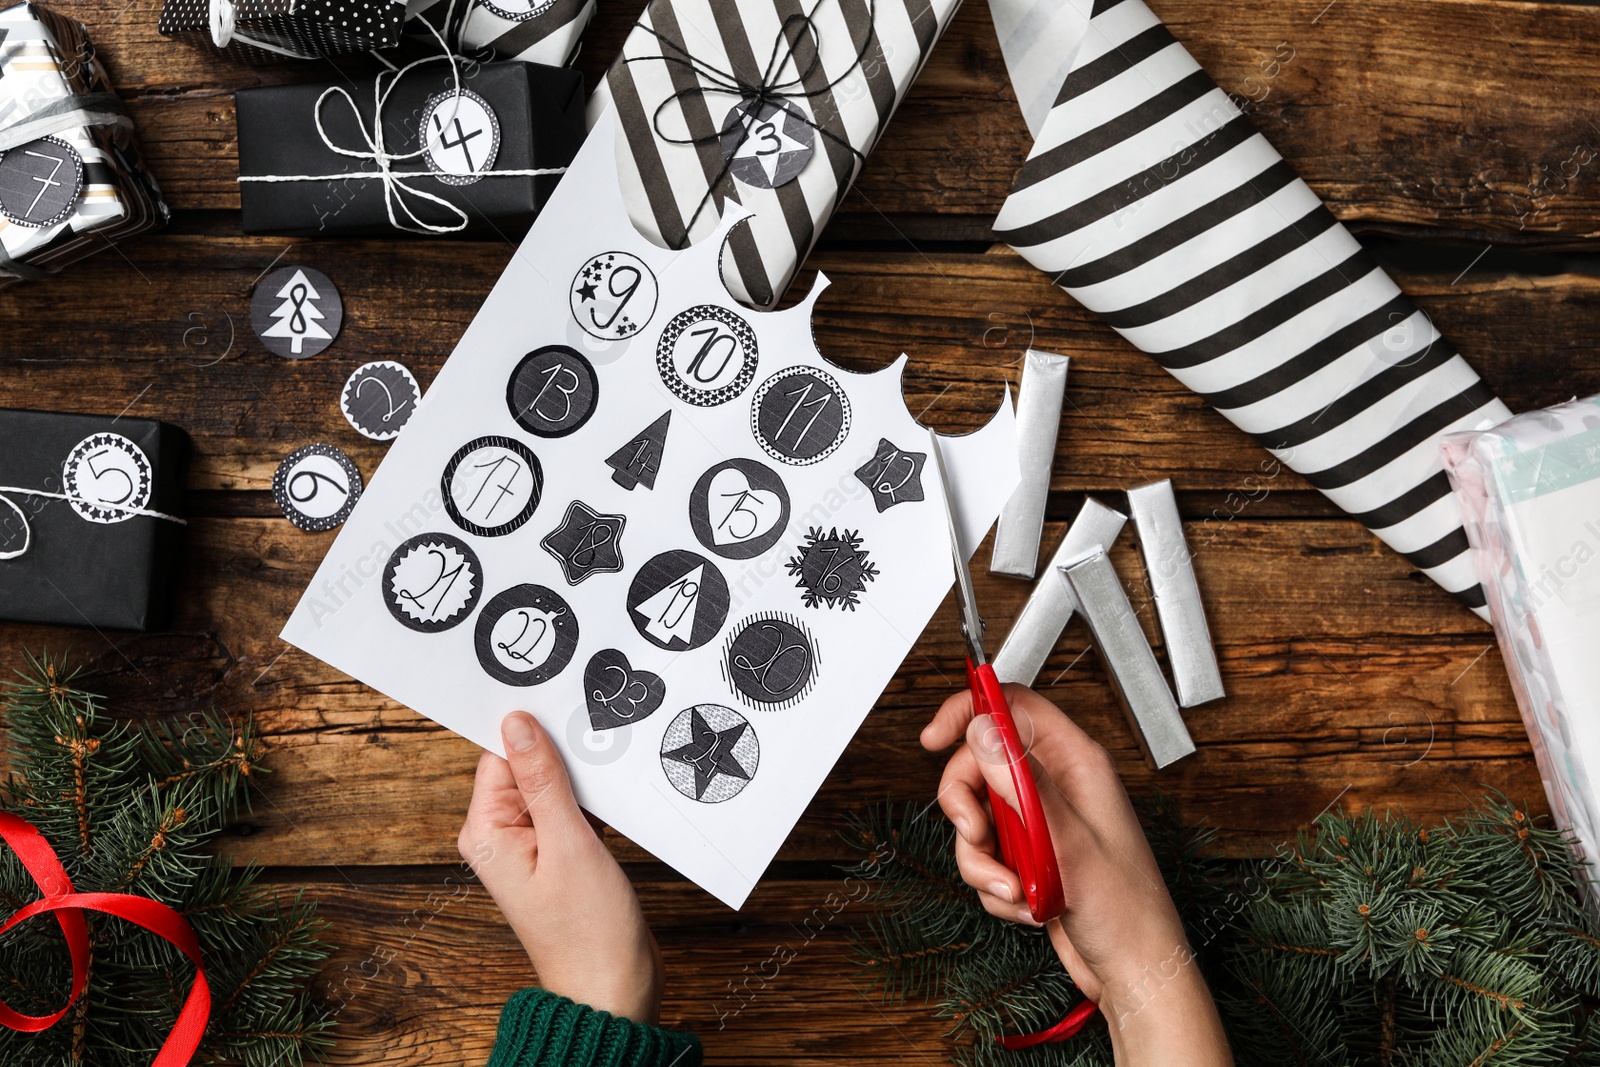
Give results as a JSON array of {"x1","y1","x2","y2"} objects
[{"x1": 486, "y1": 988, "x2": 702, "y2": 1067}]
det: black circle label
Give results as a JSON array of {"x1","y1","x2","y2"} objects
[
  {"x1": 719, "y1": 98, "x2": 815, "y2": 189},
  {"x1": 689, "y1": 458, "x2": 790, "y2": 560},
  {"x1": 507, "y1": 345, "x2": 599, "y2": 438},
  {"x1": 751, "y1": 367, "x2": 852, "y2": 465},
  {"x1": 660, "y1": 704, "x2": 759, "y2": 803},
  {"x1": 475, "y1": 584, "x2": 579, "y2": 686},
  {"x1": 626, "y1": 549, "x2": 730, "y2": 652},
  {"x1": 571, "y1": 251, "x2": 658, "y2": 340},
  {"x1": 656, "y1": 305, "x2": 759, "y2": 407},
  {"x1": 442, "y1": 435, "x2": 543, "y2": 537},
  {"x1": 722, "y1": 613, "x2": 817, "y2": 710},
  {"x1": 251, "y1": 266, "x2": 342, "y2": 360},
  {"x1": 342, "y1": 360, "x2": 422, "y2": 441},
  {"x1": 273, "y1": 443, "x2": 362, "y2": 532},
  {"x1": 383, "y1": 532, "x2": 483, "y2": 632},
  {"x1": 0, "y1": 136, "x2": 83, "y2": 227}
]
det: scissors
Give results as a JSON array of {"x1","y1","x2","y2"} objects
[{"x1": 927, "y1": 429, "x2": 1066, "y2": 924}]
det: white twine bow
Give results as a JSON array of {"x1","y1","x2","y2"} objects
[
  {"x1": 234, "y1": 12, "x2": 568, "y2": 234},
  {"x1": 207, "y1": 0, "x2": 336, "y2": 58},
  {"x1": 0, "y1": 478, "x2": 187, "y2": 563}
]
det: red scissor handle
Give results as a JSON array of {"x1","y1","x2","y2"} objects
[{"x1": 966, "y1": 661, "x2": 1065, "y2": 923}]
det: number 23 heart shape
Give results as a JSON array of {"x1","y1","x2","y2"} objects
[{"x1": 584, "y1": 648, "x2": 667, "y2": 731}]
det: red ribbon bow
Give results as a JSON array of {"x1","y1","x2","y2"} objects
[{"x1": 0, "y1": 809, "x2": 211, "y2": 1066}]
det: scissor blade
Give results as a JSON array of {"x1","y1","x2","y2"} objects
[{"x1": 927, "y1": 428, "x2": 987, "y2": 665}]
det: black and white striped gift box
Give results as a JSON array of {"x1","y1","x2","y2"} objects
[
  {"x1": 404, "y1": 0, "x2": 595, "y2": 68},
  {"x1": 992, "y1": 0, "x2": 1511, "y2": 612},
  {"x1": 589, "y1": 0, "x2": 959, "y2": 309}
]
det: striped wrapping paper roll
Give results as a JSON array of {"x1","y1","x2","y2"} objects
[
  {"x1": 589, "y1": 0, "x2": 958, "y2": 309},
  {"x1": 991, "y1": 0, "x2": 1512, "y2": 612},
  {"x1": 405, "y1": 0, "x2": 595, "y2": 68}
]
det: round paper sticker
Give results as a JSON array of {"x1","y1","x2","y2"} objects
[
  {"x1": 719, "y1": 98, "x2": 815, "y2": 189},
  {"x1": 627, "y1": 549, "x2": 730, "y2": 652},
  {"x1": 441, "y1": 435, "x2": 544, "y2": 537},
  {"x1": 251, "y1": 266, "x2": 342, "y2": 360},
  {"x1": 506, "y1": 345, "x2": 598, "y2": 438},
  {"x1": 420, "y1": 88, "x2": 501, "y2": 187},
  {"x1": 382, "y1": 531, "x2": 483, "y2": 633},
  {"x1": 0, "y1": 136, "x2": 83, "y2": 228},
  {"x1": 722, "y1": 612, "x2": 817, "y2": 710},
  {"x1": 63, "y1": 433, "x2": 153, "y2": 524},
  {"x1": 571, "y1": 251, "x2": 658, "y2": 341},
  {"x1": 688, "y1": 457, "x2": 789, "y2": 560},
  {"x1": 475, "y1": 583, "x2": 579, "y2": 687},
  {"x1": 660, "y1": 704, "x2": 759, "y2": 803},
  {"x1": 656, "y1": 305, "x2": 758, "y2": 407},
  {"x1": 273, "y1": 443, "x2": 362, "y2": 532},
  {"x1": 751, "y1": 366, "x2": 852, "y2": 465},
  {"x1": 342, "y1": 360, "x2": 422, "y2": 441}
]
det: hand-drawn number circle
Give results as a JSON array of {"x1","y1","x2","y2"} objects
[
  {"x1": 719, "y1": 97, "x2": 815, "y2": 190},
  {"x1": 723, "y1": 614, "x2": 816, "y2": 709},
  {"x1": 626, "y1": 549, "x2": 731, "y2": 652},
  {"x1": 63, "y1": 433, "x2": 153, "y2": 524},
  {"x1": 571, "y1": 251, "x2": 658, "y2": 340},
  {"x1": 441, "y1": 435, "x2": 543, "y2": 537},
  {"x1": 474, "y1": 584, "x2": 579, "y2": 686},
  {"x1": 750, "y1": 366, "x2": 852, "y2": 465},
  {"x1": 382, "y1": 532, "x2": 483, "y2": 633},
  {"x1": 0, "y1": 136, "x2": 84, "y2": 228},
  {"x1": 342, "y1": 360, "x2": 422, "y2": 441},
  {"x1": 506, "y1": 345, "x2": 599, "y2": 438},
  {"x1": 419, "y1": 88, "x2": 501, "y2": 187},
  {"x1": 688, "y1": 457, "x2": 790, "y2": 560},
  {"x1": 660, "y1": 704, "x2": 759, "y2": 804},
  {"x1": 272, "y1": 443, "x2": 362, "y2": 532},
  {"x1": 656, "y1": 305, "x2": 759, "y2": 407}
]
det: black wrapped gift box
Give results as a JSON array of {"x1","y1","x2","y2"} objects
[
  {"x1": 0, "y1": 410, "x2": 188, "y2": 631},
  {"x1": 236, "y1": 61, "x2": 586, "y2": 237}
]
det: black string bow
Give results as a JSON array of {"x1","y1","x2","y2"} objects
[{"x1": 625, "y1": 0, "x2": 879, "y2": 246}]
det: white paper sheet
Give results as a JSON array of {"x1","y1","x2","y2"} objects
[{"x1": 281, "y1": 112, "x2": 1019, "y2": 908}]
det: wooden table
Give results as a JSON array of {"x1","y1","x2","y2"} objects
[{"x1": 4, "y1": 0, "x2": 1598, "y2": 1062}]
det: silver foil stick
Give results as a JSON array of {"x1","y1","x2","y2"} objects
[
  {"x1": 1127, "y1": 480, "x2": 1224, "y2": 708},
  {"x1": 1063, "y1": 548, "x2": 1195, "y2": 769},
  {"x1": 990, "y1": 350, "x2": 1070, "y2": 578},
  {"x1": 992, "y1": 497, "x2": 1128, "y2": 686}
]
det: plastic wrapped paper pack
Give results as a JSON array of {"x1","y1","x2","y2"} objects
[{"x1": 1443, "y1": 395, "x2": 1600, "y2": 886}]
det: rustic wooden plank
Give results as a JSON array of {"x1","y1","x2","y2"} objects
[
  {"x1": 1, "y1": 242, "x2": 1595, "y2": 496},
  {"x1": 0, "y1": 512, "x2": 1533, "y2": 869},
  {"x1": 281, "y1": 876, "x2": 953, "y2": 1066},
  {"x1": 40, "y1": 0, "x2": 1600, "y2": 240}
]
